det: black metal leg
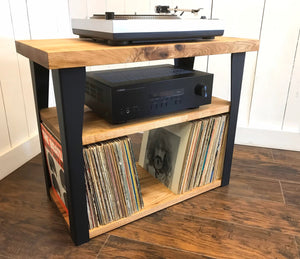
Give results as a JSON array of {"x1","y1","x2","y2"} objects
[
  {"x1": 52, "y1": 67, "x2": 89, "y2": 245},
  {"x1": 30, "y1": 61, "x2": 51, "y2": 197},
  {"x1": 221, "y1": 52, "x2": 246, "y2": 186},
  {"x1": 174, "y1": 57, "x2": 195, "y2": 69}
]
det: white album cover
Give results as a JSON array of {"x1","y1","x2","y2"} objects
[{"x1": 139, "y1": 122, "x2": 192, "y2": 194}]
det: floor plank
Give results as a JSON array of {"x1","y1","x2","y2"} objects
[
  {"x1": 0, "y1": 156, "x2": 107, "y2": 259},
  {"x1": 109, "y1": 209, "x2": 298, "y2": 259},
  {"x1": 99, "y1": 235, "x2": 213, "y2": 259},
  {"x1": 281, "y1": 181, "x2": 300, "y2": 208},
  {"x1": 272, "y1": 149, "x2": 300, "y2": 166},
  {"x1": 215, "y1": 174, "x2": 284, "y2": 202},
  {"x1": 0, "y1": 162, "x2": 45, "y2": 193},
  {"x1": 231, "y1": 159, "x2": 300, "y2": 183},
  {"x1": 167, "y1": 190, "x2": 300, "y2": 236},
  {"x1": 233, "y1": 145, "x2": 274, "y2": 163},
  {"x1": 0, "y1": 216, "x2": 108, "y2": 258},
  {"x1": 295, "y1": 236, "x2": 300, "y2": 258}
]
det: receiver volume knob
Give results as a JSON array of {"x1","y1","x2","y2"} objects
[{"x1": 194, "y1": 84, "x2": 208, "y2": 97}]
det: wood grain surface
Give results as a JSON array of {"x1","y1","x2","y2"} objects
[
  {"x1": 100, "y1": 235, "x2": 213, "y2": 259},
  {"x1": 40, "y1": 97, "x2": 230, "y2": 145},
  {"x1": 89, "y1": 167, "x2": 221, "y2": 238},
  {"x1": 0, "y1": 158, "x2": 108, "y2": 258},
  {"x1": 1, "y1": 143, "x2": 300, "y2": 258},
  {"x1": 272, "y1": 148, "x2": 300, "y2": 166},
  {"x1": 232, "y1": 145, "x2": 300, "y2": 182},
  {"x1": 167, "y1": 190, "x2": 300, "y2": 236},
  {"x1": 110, "y1": 209, "x2": 298, "y2": 259},
  {"x1": 295, "y1": 236, "x2": 300, "y2": 258},
  {"x1": 216, "y1": 174, "x2": 284, "y2": 202},
  {"x1": 231, "y1": 159, "x2": 300, "y2": 182},
  {"x1": 15, "y1": 37, "x2": 259, "y2": 69},
  {"x1": 281, "y1": 181, "x2": 300, "y2": 208},
  {"x1": 232, "y1": 144, "x2": 274, "y2": 162}
]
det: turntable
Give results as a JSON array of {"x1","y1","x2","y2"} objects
[{"x1": 72, "y1": 5, "x2": 224, "y2": 45}]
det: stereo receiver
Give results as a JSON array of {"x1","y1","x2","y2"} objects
[{"x1": 85, "y1": 64, "x2": 213, "y2": 124}]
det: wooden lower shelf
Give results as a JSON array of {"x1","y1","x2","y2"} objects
[
  {"x1": 88, "y1": 165, "x2": 221, "y2": 239},
  {"x1": 40, "y1": 97, "x2": 230, "y2": 145},
  {"x1": 50, "y1": 165, "x2": 222, "y2": 238}
]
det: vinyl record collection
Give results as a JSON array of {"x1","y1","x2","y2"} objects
[
  {"x1": 178, "y1": 114, "x2": 228, "y2": 193},
  {"x1": 83, "y1": 136, "x2": 144, "y2": 229},
  {"x1": 139, "y1": 114, "x2": 228, "y2": 194}
]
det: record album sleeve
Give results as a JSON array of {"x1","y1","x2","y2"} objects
[
  {"x1": 139, "y1": 122, "x2": 193, "y2": 194},
  {"x1": 41, "y1": 123, "x2": 68, "y2": 215}
]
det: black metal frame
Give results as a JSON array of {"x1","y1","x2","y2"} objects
[
  {"x1": 30, "y1": 62, "x2": 51, "y2": 197},
  {"x1": 30, "y1": 62, "x2": 89, "y2": 245},
  {"x1": 175, "y1": 52, "x2": 246, "y2": 186},
  {"x1": 30, "y1": 52, "x2": 245, "y2": 246},
  {"x1": 174, "y1": 57, "x2": 195, "y2": 70},
  {"x1": 52, "y1": 67, "x2": 89, "y2": 245},
  {"x1": 221, "y1": 52, "x2": 246, "y2": 186}
]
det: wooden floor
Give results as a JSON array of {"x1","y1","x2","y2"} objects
[{"x1": 1, "y1": 137, "x2": 300, "y2": 258}]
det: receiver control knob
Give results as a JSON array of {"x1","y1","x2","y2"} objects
[
  {"x1": 195, "y1": 84, "x2": 208, "y2": 97},
  {"x1": 125, "y1": 108, "x2": 130, "y2": 114}
]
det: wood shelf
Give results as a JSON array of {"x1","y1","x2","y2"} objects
[
  {"x1": 15, "y1": 37, "x2": 259, "y2": 69},
  {"x1": 49, "y1": 164, "x2": 221, "y2": 238},
  {"x1": 40, "y1": 97, "x2": 230, "y2": 145},
  {"x1": 89, "y1": 165, "x2": 221, "y2": 238}
]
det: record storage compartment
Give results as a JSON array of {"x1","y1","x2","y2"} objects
[
  {"x1": 40, "y1": 97, "x2": 230, "y2": 237},
  {"x1": 15, "y1": 37, "x2": 259, "y2": 245}
]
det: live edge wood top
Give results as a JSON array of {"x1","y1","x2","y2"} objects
[
  {"x1": 15, "y1": 37, "x2": 259, "y2": 69},
  {"x1": 40, "y1": 97, "x2": 230, "y2": 145}
]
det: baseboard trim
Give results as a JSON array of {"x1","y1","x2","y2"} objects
[
  {"x1": 0, "y1": 134, "x2": 40, "y2": 181},
  {"x1": 236, "y1": 127, "x2": 300, "y2": 151}
]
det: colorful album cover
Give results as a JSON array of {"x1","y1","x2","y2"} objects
[{"x1": 41, "y1": 123, "x2": 68, "y2": 214}]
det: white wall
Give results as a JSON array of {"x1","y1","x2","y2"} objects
[
  {"x1": 0, "y1": 0, "x2": 38, "y2": 180},
  {"x1": 0, "y1": 0, "x2": 72, "y2": 180},
  {"x1": 0, "y1": 0, "x2": 299, "y2": 180}
]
